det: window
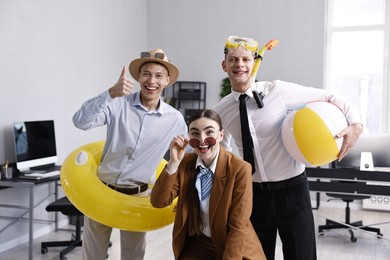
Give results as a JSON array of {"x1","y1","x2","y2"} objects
[{"x1": 325, "y1": 0, "x2": 390, "y2": 133}]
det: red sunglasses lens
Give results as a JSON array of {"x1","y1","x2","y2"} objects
[
  {"x1": 204, "y1": 137, "x2": 216, "y2": 147},
  {"x1": 189, "y1": 139, "x2": 200, "y2": 148}
]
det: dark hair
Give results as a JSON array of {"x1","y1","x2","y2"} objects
[
  {"x1": 187, "y1": 109, "x2": 223, "y2": 130},
  {"x1": 185, "y1": 109, "x2": 223, "y2": 236}
]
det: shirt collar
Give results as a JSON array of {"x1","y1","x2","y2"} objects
[
  {"x1": 133, "y1": 92, "x2": 164, "y2": 115},
  {"x1": 231, "y1": 84, "x2": 256, "y2": 102}
]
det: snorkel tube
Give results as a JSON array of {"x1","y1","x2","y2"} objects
[{"x1": 250, "y1": 40, "x2": 280, "y2": 82}]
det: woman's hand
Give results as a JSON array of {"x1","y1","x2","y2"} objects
[{"x1": 166, "y1": 135, "x2": 189, "y2": 174}]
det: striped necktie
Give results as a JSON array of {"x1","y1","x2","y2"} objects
[{"x1": 195, "y1": 166, "x2": 214, "y2": 201}]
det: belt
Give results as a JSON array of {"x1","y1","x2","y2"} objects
[
  {"x1": 102, "y1": 181, "x2": 149, "y2": 195},
  {"x1": 253, "y1": 172, "x2": 306, "y2": 191}
]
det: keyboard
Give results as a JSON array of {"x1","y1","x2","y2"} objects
[
  {"x1": 19, "y1": 170, "x2": 61, "y2": 180},
  {"x1": 374, "y1": 167, "x2": 390, "y2": 172}
]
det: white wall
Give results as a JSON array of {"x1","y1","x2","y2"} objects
[
  {"x1": 0, "y1": 0, "x2": 147, "y2": 251},
  {"x1": 0, "y1": 0, "x2": 147, "y2": 165},
  {"x1": 147, "y1": 0, "x2": 325, "y2": 108}
]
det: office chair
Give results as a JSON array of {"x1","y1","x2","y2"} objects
[
  {"x1": 318, "y1": 192, "x2": 383, "y2": 242},
  {"x1": 41, "y1": 196, "x2": 83, "y2": 260}
]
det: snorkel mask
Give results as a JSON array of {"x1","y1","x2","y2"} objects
[{"x1": 225, "y1": 36, "x2": 259, "y2": 54}]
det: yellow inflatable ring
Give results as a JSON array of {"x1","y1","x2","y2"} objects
[{"x1": 60, "y1": 141, "x2": 176, "y2": 231}]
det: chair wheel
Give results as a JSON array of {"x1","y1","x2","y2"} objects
[
  {"x1": 351, "y1": 236, "x2": 357, "y2": 242},
  {"x1": 60, "y1": 257, "x2": 67, "y2": 260},
  {"x1": 41, "y1": 247, "x2": 48, "y2": 254}
]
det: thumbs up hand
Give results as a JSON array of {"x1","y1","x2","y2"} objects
[{"x1": 109, "y1": 66, "x2": 134, "y2": 98}]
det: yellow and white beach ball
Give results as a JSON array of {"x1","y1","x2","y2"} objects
[{"x1": 281, "y1": 101, "x2": 348, "y2": 166}]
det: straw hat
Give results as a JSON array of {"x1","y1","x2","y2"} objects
[{"x1": 129, "y1": 48, "x2": 179, "y2": 87}]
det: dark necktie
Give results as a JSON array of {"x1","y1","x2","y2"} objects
[
  {"x1": 239, "y1": 94, "x2": 255, "y2": 173},
  {"x1": 195, "y1": 166, "x2": 214, "y2": 201}
]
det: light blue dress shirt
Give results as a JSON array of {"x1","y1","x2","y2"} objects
[{"x1": 73, "y1": 90, "x2": 188, "y2": 185}]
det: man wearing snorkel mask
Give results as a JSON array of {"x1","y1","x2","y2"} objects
[
  {"x1": 151, "y1": 109, "x2": 266, "y2": 260},
  {"x1": 214, "y1": 36, "x2": 363, "y2": 260}
]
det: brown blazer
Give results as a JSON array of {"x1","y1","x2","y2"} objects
[{"x1": 151, "y1": 146, "x2": 266, "y2": 260}]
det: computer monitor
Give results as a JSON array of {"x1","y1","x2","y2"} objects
[
  {"x1": 13, "y1": 120, "x2": 58, "y2": 172},
  {"x1": 334, "y1": 133, "x2": 390, "y2": 169}
]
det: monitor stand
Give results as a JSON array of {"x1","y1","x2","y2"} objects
[
  {"x1": 22, "y1": 163, "x2": 57, "y2": 174},
  {"x1": 360, "y1": 152, "x2": 374, "y2": 171}
]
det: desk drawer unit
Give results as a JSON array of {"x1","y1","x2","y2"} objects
[
  {"x1": 363, "y1": 181, "x2": 390, "y2": 211},
  {"x1": 363, "y1": 167, "x2": 390, "y2": 211}
]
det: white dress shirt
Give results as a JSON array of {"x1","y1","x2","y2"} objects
[
  {"x1": 214, "y1": 80, "x2": 361, "y2": 183},
  {"x1": 73, "y1": 90, "x2": 188, "y2": 185},
  {"x1": 195, "y1": 148, "x2": 220, "y2": 237}
]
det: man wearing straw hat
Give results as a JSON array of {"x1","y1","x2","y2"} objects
[{"x1": 73, "y1": 48, "x2": 187, "y2": 260}]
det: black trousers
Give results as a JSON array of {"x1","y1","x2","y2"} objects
[{"x1": 251, "y1": 177, "x2": 317, "y2": 260}]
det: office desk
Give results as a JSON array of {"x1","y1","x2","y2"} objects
[
  {"x1": 0, "y1": 173, "x2": 60, "y2": 260},
  {"x1": 306, "y1": 167, "x2": 390, "y2": 209}
]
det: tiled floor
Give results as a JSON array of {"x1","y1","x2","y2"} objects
[{"x1": 1, "y1": 205, "x2": 390, "y2": 259}]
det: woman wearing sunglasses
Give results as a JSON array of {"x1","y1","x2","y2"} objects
[{"x1": 150, "y1": 109, "x2": 265, "y2": 260}]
